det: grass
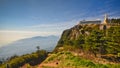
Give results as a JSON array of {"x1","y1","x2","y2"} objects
[{"x1": 42, "y1": 51, "x2": 120, "y2": 68}]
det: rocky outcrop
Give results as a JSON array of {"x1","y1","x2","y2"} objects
[{"x1": 55, "y1": 24, "x2": 100, "y2": 49}]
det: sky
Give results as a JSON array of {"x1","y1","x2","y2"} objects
[{"x1": 0, "y1": 0, "x2": 120, "y2": 46}]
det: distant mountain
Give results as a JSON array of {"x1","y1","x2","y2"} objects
[{"x1": 0, "y1": 35, "x2": 59, "y2": 59}]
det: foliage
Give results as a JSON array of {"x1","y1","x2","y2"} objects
[
  {"x1": 44, "y1": 51, "x2": 120, "y2": 68},
  {"x1": 110, "y1": 18, "x2": 120, "y2": 24},
  {"x1": 0, "y1": 50, "x2": 47, "y2": 68}
]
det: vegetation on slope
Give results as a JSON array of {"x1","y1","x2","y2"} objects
[
  {"x1": 0, "y1": 50, "x2": 48, "y2": 68},
  {"x1": 54, "y1": 19, "x2": 120, "y2": 63},
  {"x1": 41, "y1": 51, "x2": 120, "y2": 68}
]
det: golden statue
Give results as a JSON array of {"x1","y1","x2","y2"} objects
[{"x1": 103, "y1": 14, "x2": 108, "y2": 25}]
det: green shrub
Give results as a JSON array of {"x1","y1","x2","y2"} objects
[
  {"x1": 118, "y1": 53, "x2": 120, "y2": 57},
  {"x1": 1, "y1": 50, "x2": 47, "y2": 68}
]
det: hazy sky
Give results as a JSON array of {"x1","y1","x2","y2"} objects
[{"x1": 0, "y1": 0, "x2": 120, "y2": 46}]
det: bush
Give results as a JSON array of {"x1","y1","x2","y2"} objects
[
  {"x1": 0, "y1": 50, "x2": 47, "y2": 68},
  {"x1": 118, "y1": 53, "x2": 120, "y2": 57}
]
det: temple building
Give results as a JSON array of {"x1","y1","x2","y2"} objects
[
  {"x1": 79, "y1": 14, "x2": 110, "y2": 25},
  {"x1": 80, "y1": 20, "x2": 101, "y2": 24},
  {"x1": 79, "y1": 14, "x2": 111, "y2": 30}
]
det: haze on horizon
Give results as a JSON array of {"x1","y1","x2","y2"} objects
[{"x1": 0, "y1": 0, "x2": 120, "y2": 46}]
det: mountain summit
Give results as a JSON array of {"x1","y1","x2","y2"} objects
[{"x1": 54, "y1": 18, "x2": 120, "y2": 63}]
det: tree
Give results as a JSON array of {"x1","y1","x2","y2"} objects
[
  {"x1": 36, "y1": 46, "x2": 40, "y2": 51},
  {"x1": 85, "y1": 30, "x2": 107, "y2": 56}
]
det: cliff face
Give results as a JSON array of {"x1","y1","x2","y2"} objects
[
  {"x1": 55, "y1": 24, "x2": 100, "y2": 48},
  {"x1": 53, "y1": 24, "x2": 101, "y2": 57}
]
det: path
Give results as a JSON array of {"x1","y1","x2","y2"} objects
[{"x1": 38, "y1": 62, "x2": 58, "y2": 68}]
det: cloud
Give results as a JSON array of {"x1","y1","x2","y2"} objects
[
  {"x1": 0, "y1": 30, "x2": 60, "y2": 46},
  {"x1": 0, "y1": 30, "x2": 60, "y2": 37},
  {"x1": 108, "y1": 11, "x2": 120, "y2": 17},
  {"x1": 28, "y1": 19, "x2": 78, "y2": 31},
  {"x1": 0, "y1": 19, "x2": 79, "y2": 46}
]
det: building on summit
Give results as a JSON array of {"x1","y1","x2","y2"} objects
[
  {"x1": 79, "y1": 14, "x2": 109, "y2": 25},
  {"x1": 79, "y1": 14, "x2": 111, "y2": 30},
  {"x1": 80, "y1": 20, "x2": 101, "y2": 24}
]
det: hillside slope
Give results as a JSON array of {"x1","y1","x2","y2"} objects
[
  {"x1": 38, "y1": 51, "x2": 120, "y2": 68},
  {"x1": 38, "y1": 23, "x2": 120, "y2": 68},
  {"x1": 54, "y1": 23, "x2": 120, "y2": 62}
]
